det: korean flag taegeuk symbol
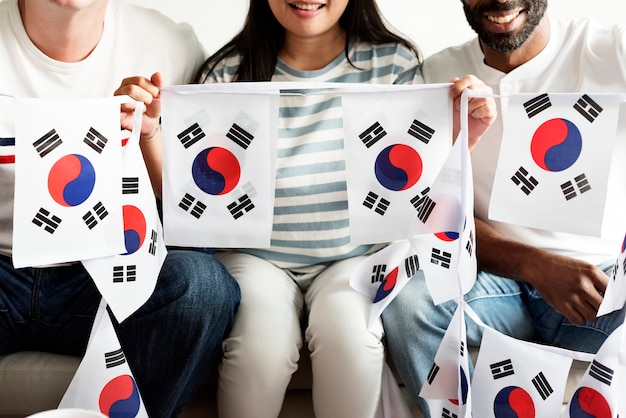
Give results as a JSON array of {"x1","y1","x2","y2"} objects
[
  {"x1": 161, "y1": 87, "x2": 277, "y2": 248},
  {"x1": 59, "y1": 299, "x2": 148, "y2": 417},
  {"x1": 489, "y1": 93, "x2": 620, "y2": 236},
  {"x1": 12, "y1": 97, "x2": 124, "y2": 268},
  {"x1": 342, "y1": 84, "x2": 453, "y2": 245},
  {"x1": 82, "y1": 126, "x2": 167, "y2": 323}
]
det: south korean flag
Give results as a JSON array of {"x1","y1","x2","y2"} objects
[
  {"x1": 160, "y1": 85, "x2": 277, "y2": 248},
  {"x1": 472, "y1": 327, "x2": 573, "y2": 418},
  {"x1": 490, "y1": 93, "x2": 620, "y2": 236},
  {"x1": 349, "y1": 239, "x2": 420, "y2": 332},
  {"x1": 59, "y1": 298, "x2": 148, "y2": 417},
  {"x1": 82, "y1": 104, "x2": 167, "y2": 323},
  {"x1": 13, "y1": 97, "x2": 125, "y2": 268},
  {"x1": 343, "y1": 84, "x2": 452, "y2": 245},
  {"x1": 598, "y1": 233, "x2": 626, "y2": 317}
]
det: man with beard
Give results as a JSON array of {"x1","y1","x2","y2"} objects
[{"x1": 382, "y1": 0, "x2": 626, "y2": 416}]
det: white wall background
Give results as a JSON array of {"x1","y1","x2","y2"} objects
[{"x1": 126, "y1": 0, "x2": 626, "y2": 59}]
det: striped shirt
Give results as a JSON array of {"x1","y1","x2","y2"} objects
[{"x1": 201, "y1": 41, "x2": 422, "y2": 269}]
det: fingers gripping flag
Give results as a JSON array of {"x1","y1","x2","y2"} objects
[
  {"x1": 472, "y1": 326, "x2": 573, "y2": 418},
  {"x1": 160, "y1": 84, "x2": 277, "y2": 248},
  {"x1": 490, "y1": 93, "x2": 620, "y2": 236},
  {"x1": 13, "y1": 97, "x2": 125, "y2": 267},
  {"x1": 82, "y1": 103, "x2": 167, "y2": 323},
  {"x1": 59, "y1": 298, "x2": 148, "y2": 417},
  {"x1": 349, "y1": 239, "x2": 419, "y2": 332},
  {"x1": 342, "y1": 84, "x2": 453, "y2": 245},
  {"x1": 562, "y1": 324, "x2": 626, "y2": 418},
  {"x1": 420, "y1": 302, "x2": 472, "y2": 418},
  {"x1": 598, "y1": 233, "x2": 626, "y2": 317}
]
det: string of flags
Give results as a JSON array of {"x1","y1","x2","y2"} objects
[{"x1": 7, "y1": 86, "x2": 626, "y2": 416}]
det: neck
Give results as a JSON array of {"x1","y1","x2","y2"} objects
[
  {"x1": 279, "y1": 27, "x2": 347, "y2": 71},
  {"x1": 482, "y1": 15, "x2": 551, "y2": 73},
  {"x1": 18, "y1": 0, "x2": 107, "y2": 63}
]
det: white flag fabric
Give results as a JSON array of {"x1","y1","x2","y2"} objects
[
  {"x1": 472, "y1": 327, "x2": 573, "y2": 418},
  {"x1": 349, "y1": 239, "x2": 418, "y2": 332},
  {"x1": 598, "y1": 233, "x2": 626, "y2": 317},
  {"x1": 59, "y1": 299, "x2": 148, "y2": 417},
  {"x1": 342, "y1": 84, "x2": 452, "y2": 245},
  {"x1": 82, "y1": 105, "x2": 167, "y2": 323},
  {"x1": 13, "y1": 97, "x2": 125, "y2": 267},
  {"x1": 490, "y1": 93, "x2": 620, "y2": 236},
  {"x1": 561, "y1": 324, "x2": 625, "y2": 418},
  {"x1": 161, "y1": 84, "x2": 278, "y2": 248},
  {"x1": 420, "y1": 303, "x2": 472, "y2": 418}
]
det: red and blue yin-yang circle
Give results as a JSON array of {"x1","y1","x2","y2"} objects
[
  {"x1": 99, "y1": 374, "x2": 141, "y2": 418},
  {"x1": 435, "y1": 231, "x2": 460, "y2": 242},
  {"x1": 449, "y1": 366, "x2": 470, "y2": 406},
  {"x1": 192, "y1": 147, "x2": 241, "y2": 196},
  {"x1": 569, "y1": 387, "x2": 612, "y2": 418},
  {"x1": 122, "y1": 205, "x2": 147, "y2": 255},
  {"x1": 530, "y1": 118, "x2": 582, "y2": 172},
  {"x1": 48, "y1": 154, "x2": 96, "y2": 207},
  {"x1": 373, "y1": 266, "x2": 399, "y2": 303},
  {"x1": 374, "y1": 144, "x2": 423, "y2": 191},
  {"x1": 621, "y1": 234, "x2": 626, "y2": 253},
  {"x1": 493, "y1": 386, "x2": 535, "y2": 418}
]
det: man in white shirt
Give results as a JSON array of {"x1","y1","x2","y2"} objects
[
  {"x1": 382, "y1": 1, "x2": 626, "y2": 416},
  {"x1": 0, "y1": 1, "x2": 240, "y2": 415}
]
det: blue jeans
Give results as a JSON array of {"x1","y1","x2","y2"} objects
[
  {"x1": 0, "y1": 250, "x2": 240, "y2": 417},
  {"x1": 382, "y1": 264, "x2": 625, "y2": 418}
]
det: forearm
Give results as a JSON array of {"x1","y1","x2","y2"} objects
[{"x1": 139, "y1": 126, "x2": 163, "y2": 198}]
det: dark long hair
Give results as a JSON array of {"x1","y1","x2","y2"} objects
[{"x1": 196, "y1": 0, "x2": 421, "y2": 82}]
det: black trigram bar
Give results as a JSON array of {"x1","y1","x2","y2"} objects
[
  {"x1": 427, "y1": 363, "x2": 440, "y2": 385},
  {"x1": 589, "y1": 359, "x2": 614, "y2": 386},
  {"x1": 179, "y1": 193, "x2": 207, "y2": 219},
  {"x1": 362, "y1": 191, "x2": 390, "y2": 216},
  {"x1": 122, "y1": 177, "x2": 139, "y2": 195},
  {"x1": 623, "y1": 257, "x2": 626, "y2": 277},
  {"x1": 104, "y1": 348, "x2": 126, "y2": 369},
  {"x1": 178, "y1": 123, "x2": 206, "y2": 149},
  {"x1": 411, "y1": 188, "x2": 436, "y2": 223},
  {"x1": 532, "y1": 372, "x2": 554, "y2": 400},
  {"x1": 371, "y1": 264, "x2": 387, "y2": 284},
  {"x1": 148, "y1": 230, "x2": 158, "y2": 256},
  {"x1": 359, "y1": 121, "x2": 387, "y2": 148},
  {"x1": 227, "y1": 194, "x2": 255, "y2": 219},
  {"x1": 574, "y1": 94, "x2": 603, "y2": 123},
  {"x1": 460, "y1": 341, "x2": 466, "y2": 357},
  {"x1": 113, "y1": 265, "x2": 137, "y2": 283},
  {"x1": 226, "y1": 123, "x2": 254, "y2": 149},
  {"x1": 442, "y1": 408, "x2": 458, "y2": 418},
  {"x1": 33, "y1": 129, "x2": 62, "y2": 158},
  {"x1": 465, "y1": 230, "x2": 474, "y2": 257},
  {"x1": 32, "y1": 207, "x2": 62, "y2": 234},
  {"x1": 405, "y1": 254, "x2": 420, "y2": 278},
  {"x1": 84, "y1": 127, "x2": 108, "y2": 154},
  {"x1": 561, "y1": 173, "x2": 591, "y2": 201},
  {"x1": 511, "y1": 166, "x2": 539, "y2": 195},
  {"x1": 83, "y1": 202, "x2": 109, "y2": 230},
  {"x1": 490, "y1": 359, "x2": 515, "y2": 380},
  {"x1": 408, "y1": 119, "x2": 435, "y2": 144},
  {"x1": 431, "y1": 248, "x2": 452, "y2": 269},
  {"x1": 524, "y1": 93, "x2": 551, "y2": 118}
]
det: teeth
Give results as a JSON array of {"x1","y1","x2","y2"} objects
[
  {"x1": 487, "y1": 11, "x2": 520, "y2": 24},
  {"x1": 291, "y1": 3, "x2": 323, "y2": 11}
]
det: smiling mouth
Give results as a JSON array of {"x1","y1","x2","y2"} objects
[
  {"x1": 486, "y1": 10, "x2": 522, "y2": 24},
  {"x1": 289, "y1": 3, "x2": 325, "y2": 11}
]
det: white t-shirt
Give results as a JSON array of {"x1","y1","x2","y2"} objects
[
  {"x1": 0, "y1": 0, "x2": 207, "y2": 256},
  {"x1": 423, "y1": 17, "x2": 626, "y2": 265}
]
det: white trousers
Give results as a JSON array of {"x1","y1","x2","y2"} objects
[{"x1": 214, "y1": 251, "x2": 386, "y2": 418}]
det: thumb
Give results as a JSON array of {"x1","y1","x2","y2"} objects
[{"x1": 151, "y1": 72, "x2": 164, "y2": 90}]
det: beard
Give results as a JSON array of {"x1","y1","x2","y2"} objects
[{"x1": 463, "y1": 0, "x2": 547, "y2": 53}]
